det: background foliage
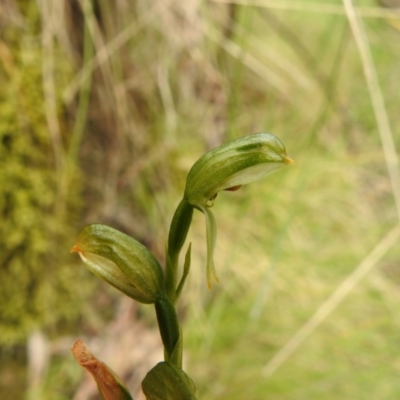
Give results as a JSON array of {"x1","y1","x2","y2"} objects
[{"x1": 1, "y1": 0, "x2": 400, "y2": 399}]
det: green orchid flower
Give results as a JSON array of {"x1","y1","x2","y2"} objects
[
  {"x1": 185, "y1": 132, "x2": 293, "y2": 207},
  {"x1": 72, "y1": 224, "x2": 164, "y2": 304},
  {"x1": 167, "y1": 132, "x2": 293, "y2": 292}
]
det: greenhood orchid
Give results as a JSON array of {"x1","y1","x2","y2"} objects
[
  {"x1": 185, "y1": 132, "x2": 294, "y2": 208},
  {"x1": 71, "y1": 132, "x2": 293, "y2": 399},
  {"x1": 167, "y1": 133, "x2": 294, "y2": 291},
  {"x1": 72, "y1": 224, "x2": 165, "y2": 304}
]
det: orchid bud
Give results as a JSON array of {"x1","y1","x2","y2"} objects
[
  {"x1": 72, "y1": 224, "x2": 164, "y2": 304},
  {"x1": 183, "y1": 133, "x2": 293, "y2": 288}
]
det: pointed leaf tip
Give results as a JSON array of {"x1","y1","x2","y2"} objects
[{"x1": 72, "y1": 340, "x2": 134, "y2": 400}]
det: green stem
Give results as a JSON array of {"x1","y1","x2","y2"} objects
[
  {"x1": 166, "y1": 198, "x2": 193, "y2": 301},
  {"x1": 155, "y1": 296, "x2": 182, "y2": 368}
]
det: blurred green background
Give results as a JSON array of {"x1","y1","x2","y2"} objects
[{"x1": 1, "y1": 0, "x2": 400, "y2": 399}]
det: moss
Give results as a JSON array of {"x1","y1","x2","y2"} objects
[{"x1": 0, "y1": 7, "x2": 90, "y2": 346}]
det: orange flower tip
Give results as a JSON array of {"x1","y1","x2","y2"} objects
[
  {"x1": 71, "y1": 339, "x2": 95, "y2": 364},
  {"x1": 284, "y1": 156, "x2": 295, "y2": 165},
  {"x1": 70, "y1": 244, "x2": 81, "y2": 254}
]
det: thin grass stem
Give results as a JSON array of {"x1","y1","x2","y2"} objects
[
  {"x1": 40, "y1": 0, "x2": 65, "y2": 178},
  {"x1": 262, "y1": 224, "x2": 400, "y2": 377},
  {"x1": 211, "y1": 0, "x2": 400, "y2": 19},
  {"x1": 62, "y1": 2, "x2": 167, "y2": 104},
  {"x1": 342, "y1": 0, "x2": 400, "y2": 221}
]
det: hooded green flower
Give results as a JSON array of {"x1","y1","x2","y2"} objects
[
  {"x1": 182, "y1": 133, "x2": 293, "y2": 288},
  {"x1": 185, "y1": 133, "x2": 293, "y2": 207},
  {"x1": 72, "y1": 224, "x2": 164, "y2": 304}
]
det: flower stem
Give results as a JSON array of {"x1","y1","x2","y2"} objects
[
  {"x1": 155, "y1": 296, "x2": 182, "y2": 368},
  {"x1": 165, "y1": 198, "x2": 193, "y2": 302}
]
